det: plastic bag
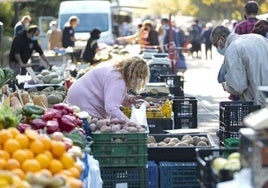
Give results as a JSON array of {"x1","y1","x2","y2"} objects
[
  {"x1": 82, "y1": 154, "x2": 103, "y2": 188},
  {"x1": 130, "y1": 102, "x2": 149, "y2": 133}
]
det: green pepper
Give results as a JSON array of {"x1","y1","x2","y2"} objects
[{"x1": 22, "y1": 105, "x2": 45, "y2": 116}]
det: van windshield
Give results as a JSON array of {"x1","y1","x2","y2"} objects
[{"x1": 59, "y1": 13, "x2": 109, "y2": 32}]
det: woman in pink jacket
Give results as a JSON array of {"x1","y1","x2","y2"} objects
[{"x1": 67, "y1": 56, "x2": 150, "y2": 121}]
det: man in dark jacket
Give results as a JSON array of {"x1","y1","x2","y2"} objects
[
  {"x1": 9, "y1": 25, "x2": 51, "y2": 76},
  {"x1": 82, "y1": 28, "x2": 101, "y2": 64}
]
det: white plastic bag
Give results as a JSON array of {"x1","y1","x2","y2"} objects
[{"x1": 130, "y1": 102, "x2": 149, "y2": 133}]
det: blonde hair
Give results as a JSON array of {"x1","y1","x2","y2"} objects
[{"x1": 114, "y1": 56, "x2": 150, "y2": 93}]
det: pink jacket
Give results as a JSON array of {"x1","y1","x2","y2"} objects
[{"x1": 67, "y1": 63, "x2": 131, "y2": 121}]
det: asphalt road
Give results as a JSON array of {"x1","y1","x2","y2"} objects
[{"x1": 182, "y1": 47, "x2": 229, "y2": 139}]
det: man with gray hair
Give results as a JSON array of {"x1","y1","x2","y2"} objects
[{"x1": 211, "y1": 25, "x2": 268, "y2": 106}]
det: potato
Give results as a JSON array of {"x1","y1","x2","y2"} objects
[
  {"x1": 163, "y1": 137, "x2": 171, "y2": 143},
  {"x1": 100, "y1": 125, "x2": 112, "y2": 133},
  {"x1": 96, "y1": 119, "x2": 107, "y2": 129},
  {"x1": 182, "y1": 134, "x2": 192, "y2": 141},
  {"x1": 147, "y1": 136, "x2": 156, "y2": 144},
  {"x1": 183, "y1": 139, "x2": 192, "y2": 145},
  {"x1": 193, "y1": 136, "x2": 201, "y2": 146},
  {"x1": 91, "y1": 118, "x2": 98, "y2": 124},
  {"x1": 111, "y1": 124, "x2": 121, "y2": 132},
  {"x1": 139, "y1": 128, "x2": 146, "y2": 132},
  {"x1": 111, "y1": 117, "x2": 120, "y2": 124},
  {"x1": 175, "y1": 142, "x2": 188, "y2": 147},
  {"x1": 200, "y1": 136, "x2": 209, "y2": 144},
  {"x1": 197, "y1": 141, "x2": 208, "y2": 146},
  {"x1": 90, "y1": 123, "x2": 97, "y2": 131},
  {"x1": 184, "y1": 137, "x2": 194, "y2": 145},
  {"x1": 126, "y1": 121, "x2": 137, "y2": 127},
  {"x1": 126, "y1": 127, "x2": 138, "y2": 133},
  {"x1": 169, "y1": 138, "x2": 180, "y2": 144},
  {"x1": 157, "y1": 142, "x2": 166, "y2": 146}
]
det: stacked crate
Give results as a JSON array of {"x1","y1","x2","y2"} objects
[
  {"x1": 219, "y1": 101, "x2": 261, "y2": 146},
  {"x1": 91, "y1": 133, "x2": 148, "y2": 188},
  {"x1": 172, "y1": 97, "x2": 198, "y2": 129}
]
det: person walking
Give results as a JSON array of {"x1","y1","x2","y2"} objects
[
  {"x1": 189, "y1": 20, "x2": 202, "y2": 58},
  {"x1": 9, "y1": 25, "x2": 51, "y2": 76},
  {"x1": 201, "y1": 22, "x2": 213, "y2": 60},
  {"x1": 47, "y1": 20, "x2": 62, "y2": 50},
  {"x1": 14, "y1": 15, "x2": 31, "y2": 37},
  {"x1": 234, "y1": 1, "x2": 259, "y2": 34},
  {"x1": 211, "y1": 25, "x2": 268, "y2": 106}
]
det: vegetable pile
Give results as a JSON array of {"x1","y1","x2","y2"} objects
[
  {"x1": 147, "y1": 134, "x2": 210, "y2": 147},
  {"x1": 90, "y1": 118, "x2": 147, "y2": 133},
  {"x1": 18, "y1": 103, "x2": 83, "y2": 135}
]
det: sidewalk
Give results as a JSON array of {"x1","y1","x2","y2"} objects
[{"x1": 182, "y1": 52, "x2": 229, "y2": 138}]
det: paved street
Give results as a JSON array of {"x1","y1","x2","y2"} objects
[{"x1": 182, "y1": 47, "x2": 229, "y2": 137}]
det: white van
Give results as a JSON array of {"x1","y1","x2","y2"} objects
[{"x1": 58, "y1": 0, "x2": 114, "y2": 47}]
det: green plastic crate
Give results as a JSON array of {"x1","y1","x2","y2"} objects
[{"x1": 92, "y1": 133, "x2": 148, "y2": 167}]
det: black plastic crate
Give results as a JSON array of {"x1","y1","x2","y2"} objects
[
  {"x1": 148, "y1": 161, "x2": 158, "y2": 188},
  {"x1": 219, "y1": 101, "x2": 261, "y2": 144},
  {"x1": 158, "y1": 74, "x2": 184, "y2": 88},
  {"x1": 195, "y1": 148, "x2": 238, "y2": 188},
  {"x1": 147, "y1": 118, "x2": 173, "y2": 134},
  {"x1": 159, "y1": 161, "x2": 199, "y2": 188},
  {"x1": 173, "y1": 97, "x2": 198, "y2": 129},
  {"x1": 101, "y1": 167, "x2": 148, "y2": 188}
]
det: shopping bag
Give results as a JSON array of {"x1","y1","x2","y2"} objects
[{"x1": 130, "y1": 102, "x2": 149, "y2": 133}]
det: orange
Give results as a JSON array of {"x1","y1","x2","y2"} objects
[
  {"x1": 8, "y1": 127, "x2": 20, "y2": 138},
  {"x1": 40, "y1": 135, "x2": 52, "y2": 150},
  {"x1": 24, "y1": 129, "x2": 39, "y2": 140},
  {"x1": 48, "y1": 159, "x2": 63, "y2": 174},
  {"x1": 50, "y1": 141, "x2": 66, "y2": 158},
  {"x1": 66, "y1": 177, "x2": 83, "y2": 188},
  {"x1": 43, "y1": 150, "x2": 53, "y2": 160},
  {"x1": 12, "y1": 149, "x2": 29, "y2": 164},
  {"x1": 0, "y1": 158, "x2": 7, "y2": 169},
  {"x1": 74, "y1": 162, "x2": 83, "y2": 173},
  {"x1": 15, "y1": 134, "x2": 30, "y2": 149},
  {"x1": 59, "y1": 169, "x2": 73, "y2": 177},
  {"x1": 24, "y1": 149, "x2": 34, "y2": 159},
  {"x1": 0, "y1": 129, "x2": 12, "y2": 145},
  {"x1": 0, "y1": 150, "x2": 10, "y2": 161},
  {"x1": 68, "y1": 167, "x2": 80, "y2": 178},
  {"x1": 60, "y1": 153, "x2": 75, "y2": 169},
  {"x1": 22, "y1": 159, "x2": 41, "y2": 173},
  {"x1": 4, "y1": 158, "x2": 20, "y2": 170},
  {"x1": 36, "y1": 153, "x2": 50, "y2": 169},
  {"x1": 11, "y1": 168, "x2": 25, "y2": 179},
  {"x1": 29, "y1": 140, "x2": 44, "y2": 155},
  {"x1": 3, "y1": 138, "x2": 21, "y2": 153}
]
